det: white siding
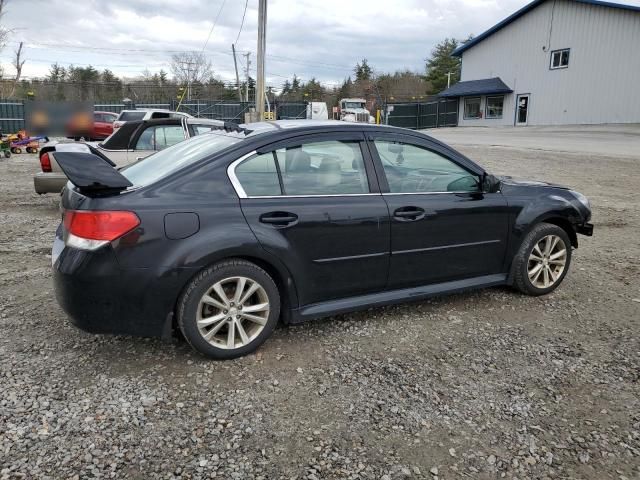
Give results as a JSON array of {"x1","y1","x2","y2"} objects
[{"x1": 458, "y1": 0, "x2": 640, "y2": 126}]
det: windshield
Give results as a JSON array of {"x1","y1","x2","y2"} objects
[
  {"x1": 121, "y1": 132, "x2": 242, "y2": 187},
  {"x1": 343, "y1": 102, "x2": 365, "y2": 109},
  {"x1": 118, "y1": 111, "x2": 145, "y2": 121}
]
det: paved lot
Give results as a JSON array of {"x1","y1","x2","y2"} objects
[
  {"x1": 424, "y1": 124, "x2": 640, "y2": 157},
  {"x1": 1, "y1": 129, "x2": 639, "y2": 479}
]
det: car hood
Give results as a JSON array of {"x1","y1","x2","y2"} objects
[{"x1": 497, "y1": 175, "x2": 569, "y2": 190}]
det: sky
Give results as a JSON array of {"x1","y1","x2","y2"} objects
[{"x1": 2, "y1": 0, "x2": 640, "y2": 90}]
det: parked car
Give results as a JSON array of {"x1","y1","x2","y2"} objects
[
  {"x1": 52, "y1": 120, "x2": 593, "y2": 359},
  {"x1": 112, "y1": 108, "x2": 193, "y2": 130},
  {"x1": 34, "y1": 117, "x2": 224, "y2": 194},
  {"x1": 66, "y1": 111, "x2": 118, "y2": 141}
]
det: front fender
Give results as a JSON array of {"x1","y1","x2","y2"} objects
[{"x1": 506, "y1": 189, "x2": 586, "y2": 261}]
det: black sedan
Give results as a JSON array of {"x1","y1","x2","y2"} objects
[{"x1": 52, "y1": 121, "x2": 593, "y2": 359}]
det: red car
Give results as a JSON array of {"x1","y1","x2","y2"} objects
[{"x1": 67, "y1": 111, "x2": 118, "y2": 141}]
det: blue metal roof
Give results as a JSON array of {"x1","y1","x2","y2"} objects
[
  {"x1": 452, "y1": 0, "x2": 640, "y2": 57},
  {"x1": 438, "y1": 77, "x2": 513, "y2": 97}
]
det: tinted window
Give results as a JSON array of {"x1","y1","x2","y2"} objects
[
  {"x1": 193, "y1": 124, "x2": 218, "y2": 135},
  {"x1": 151, "y1": 112, "x2": 171, "y2": 119},
  {"x1": 235, "y1": 152, "x2": 281, "y2": 196},
  {"x1": 135, "y1": 125, "x2": 184, "y2": 151},
  {"x1": 118, "y1": 111, "x2": 145, "y2": 121},
  {"x1": 122, "y1": 132, "x2": 241, "y2": 187},
  {"x1": 374, "y1": 140, "x2": 479, "y2": 193},
  {"x1": 274, "y1": 140, "x2": 369, "y2": 195}
]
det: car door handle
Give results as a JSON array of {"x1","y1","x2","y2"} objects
[
  {"x1": 393, "y1": 207, "x2": 426, "y2": 221},
  {"x1": 259, "y1": 212, "x2": 299, "y2": 226}
]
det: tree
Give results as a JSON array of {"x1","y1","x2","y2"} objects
[
  {"x1": 424, "y1": 37, "x2": 470, "y2": 93},
  {"x1": 354, "y1": 58, "x2": 372, "y2": 81},
  {"x1": 9, "y1": 41, "x2": 25, "y2": 98},
  {"x1": 170, "y1": 51, "x2": 213, "y2": 98},
  {"x1": 280, "y1": 79, "x2": 291, "y2": 96}
]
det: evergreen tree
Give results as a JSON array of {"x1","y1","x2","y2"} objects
[
  {"x1": 354, "y1": 59, "x2": 372, "y2": 81},
  {"x1": 425, "y1": 37, "x2": 471, "y2": 93}
]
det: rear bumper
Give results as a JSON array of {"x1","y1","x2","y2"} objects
[
  {"x1": 576, "y1": 222, "x2": 594, "y2": 236},
  {"x1": 52, "y1": 233, "x2": 195, "y2": 338},
  {"x1": 34, "y1": 172, "x2": 67, "y2": 194}
]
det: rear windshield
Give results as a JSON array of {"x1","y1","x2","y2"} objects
[
  {"x1": 118, "y1": 111, "x2": 146, "y2": 121},
  {"x1": 121, "y1": 132, "x2": 242, "y2": 187}
]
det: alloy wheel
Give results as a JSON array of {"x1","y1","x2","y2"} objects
[
  {"x1": 527, "y1": 234, "x2": 567, "y2": 289},
  {"x1": 196, "y1": 276, "x2": 270, "y2": 350}
]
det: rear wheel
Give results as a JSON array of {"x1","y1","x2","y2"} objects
[
  {"x1": 513, "y1": 223, "x2": 572, "y2": 296},
  {"x1": 177, "y1": 259, "x2": 280, "y2": 359}
]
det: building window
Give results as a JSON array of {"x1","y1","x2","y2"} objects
[
  {"x1": 550, "y1": 48, "x2": 570, "y2": 69},
  {"x1": 463, "y1": 97, "x2": 481, "y2": 119},
  {"x1": 485, "y1": 96, "x2": 504, "y2": 119}
]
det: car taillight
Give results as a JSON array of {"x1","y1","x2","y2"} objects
[
  {"x1": 63, "y1": 210, "x2": 140, "y2": 250},
  {"x1": 40, "y1": 152, "x2": 52, "y2": 172}
]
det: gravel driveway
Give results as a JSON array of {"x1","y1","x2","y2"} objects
[{"x1": 1, "y1": 135, "x2": 639, "y2": 479}]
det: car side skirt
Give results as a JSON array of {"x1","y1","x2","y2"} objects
[{"x1": 289, "y1": 273, "x2": 508, "y2": 324}]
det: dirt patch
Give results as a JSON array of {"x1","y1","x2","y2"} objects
[{"x1": 0, "y1": 143, "x2": 639, "y2": 479}]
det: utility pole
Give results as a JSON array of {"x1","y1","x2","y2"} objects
[
  {"x1": 232, "y1": 44, "x2": 242, "y2": 101},
  {"x1": 256, "y1": 0, "x2": 267, "y2": 121},
  {"x1": 446, "y1": 71, "x2": 453, "y2": 89},
  {"x1": 243, "y1": 51, "x2": 251, "y2": 102},
  {"x1": 181, "y1": 59, "x2": 198, "y2": 100}
]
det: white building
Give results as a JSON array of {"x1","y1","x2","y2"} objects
[{"x1": 439, "y1": 0, "x2": 640, "y2": 126}]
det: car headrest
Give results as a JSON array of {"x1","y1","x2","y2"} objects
[
  {"x1": 318, "y1": 158, "x2": 341, "y2": 187},
  {"x1": 288, "y1": 150, "x2": 311, "y2": 173}
]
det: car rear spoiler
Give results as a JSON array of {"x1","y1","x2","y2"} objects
[{"x1": 54, "y1": 151, "x2": 133, "y2": 194}]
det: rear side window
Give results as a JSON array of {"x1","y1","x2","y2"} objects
[
  {"x1": 118, "y1": 111, "x2": 145, "y2": 122},
  {"x1": 135, "y1": 125, "x2": 185, "y2": 151},
  {"x1": 234, "y1": 152, "x2": 281, "y2": 196},
  {"x1": 193, "y1": 124, "x2": 218, "y2": 135},
  {"x1": 233, "y1": 140, "x2": 369, "y2": 197}
]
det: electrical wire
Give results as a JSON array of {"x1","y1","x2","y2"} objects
[
  {"x1": 201, "y1": 0, "x2": 227, "y2": 53},
  {"x1": 235, "y1": 0, "x2": 249, "y2": 46}
]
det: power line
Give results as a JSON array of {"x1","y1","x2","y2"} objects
[
  {"x1": 235, "y1": 0, "x2": 249, "y2": 45},
  {"x1": 201, "y1": 0, "x2": 227, "y2": 53}
]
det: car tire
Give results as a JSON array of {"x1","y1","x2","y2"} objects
[
  {"x1": 512, "y1": 222, "x2": 572, "y2": 296},
  {"x1": 177, "y1": 259, "x2": 280, "y2": 360}
]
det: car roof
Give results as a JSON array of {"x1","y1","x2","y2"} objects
[{"x1": 240, "y1": 119, "x2": 401, "y2": 135}]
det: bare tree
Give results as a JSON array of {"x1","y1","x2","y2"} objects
[
  {"x1": 0, "y1": 0, "x2": 11, "y2": 86},
  {"x1": 170, "y1": 51, "x2": 213, "y2": 99},
  {"x1": 8, "y1": 40, "x2": 25, "y2": 98}
]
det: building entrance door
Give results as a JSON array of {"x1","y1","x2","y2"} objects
[{"x1": 516, "y1": 94, "x2": 529, "y2": 125}]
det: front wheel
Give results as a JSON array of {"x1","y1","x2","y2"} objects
[
  {"x1": 512, "y1": 223, "x2": 572, "y2": 296},
  {"x1": 177, "y1": 259, "x2": 280, "y2": 359}
]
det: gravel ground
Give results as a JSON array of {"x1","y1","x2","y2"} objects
[{"x1": 1, "y1": 138, "x2": 639, "y2": 479}]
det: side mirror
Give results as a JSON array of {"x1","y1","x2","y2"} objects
[{"x1": 482, "y1": 174, "x2": 500, "y2": 193}]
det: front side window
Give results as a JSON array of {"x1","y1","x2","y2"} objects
[
  {"x1": 233, "y1": 139, "x2": 370, "y2": 197},
  {"x1": 485, "y1": 96, "x2": 504, "y2": 119},
  {"x1": 135, "y1": 125, "x2": 185, "y2": 151},
  {"x1": 374, "y1": 139, "x2": 479, "y2": 193},
  {"x1": 464, "y1": 97, "x2": 481, "y2": 119},
  {"x1": 550, "y1": 48, "x2": 570, "y2": 69}
]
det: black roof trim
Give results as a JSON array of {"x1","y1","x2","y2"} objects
[{"x1": 438, "y1": 77, "x2": 513, "y2": 97}]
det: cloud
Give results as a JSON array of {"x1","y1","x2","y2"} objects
[{"x1": 3, "y1": 0, "x2": 640, "y2": 87}]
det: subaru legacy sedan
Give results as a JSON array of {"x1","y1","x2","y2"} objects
[{"x1": 52, "y1": 121, "x2": 593, "y2": 359}]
